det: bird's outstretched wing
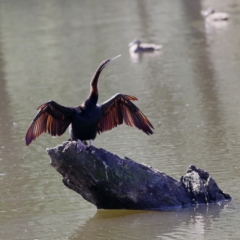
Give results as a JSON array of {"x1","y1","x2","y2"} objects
[
  {"x1": 98, "y1": 94, "x2": 154, "y2": 135},
  {"x1": 25, "y1": 100, "x2": 75, "y2": 146}
]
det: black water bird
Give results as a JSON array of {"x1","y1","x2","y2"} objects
[{"x1": 25, "y1": 55, "x2": 154, "y2": 151}]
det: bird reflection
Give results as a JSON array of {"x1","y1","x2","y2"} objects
[
  {"x1": 69, "y1": 203, "x2": 229, "y2": 240},
  {"x1": 25, "y1": 55, "x2": 154, "y2": 151}
]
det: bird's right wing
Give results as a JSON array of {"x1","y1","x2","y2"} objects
[
  {"x1": 98, "y1": 94, "x2": 154, "y2": 135},
  {"x1": 25, "y1": 100, "x2": 76, "y2": 145}
]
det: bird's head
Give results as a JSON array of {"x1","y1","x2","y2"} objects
[
  {"x1": 128, "y1": 39, "x2": 141, "y2": 47},
  {"x1": 201, "y1": 8, "x2": 215, "y2": 17}
]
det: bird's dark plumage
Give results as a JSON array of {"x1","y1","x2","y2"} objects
[{"x1": 25, "y1": 55, "x2": 154, "y2": 146}]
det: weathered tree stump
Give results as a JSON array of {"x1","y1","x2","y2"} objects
[{"x1": 47, "y1": 141, "x2": 231, "y2": 210}]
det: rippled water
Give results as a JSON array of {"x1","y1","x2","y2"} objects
[{"x1": 1, "y1": 0, "x2": 240, "y2": 239}]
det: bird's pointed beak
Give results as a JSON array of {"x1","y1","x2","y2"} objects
[
  {"x1": 98, "y1": 55, "x2": 121, "y2": 72},
  {"x1": 109, "y1": 54, "x2": 121, "y2": 62}
]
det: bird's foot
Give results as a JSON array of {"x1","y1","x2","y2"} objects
[
  {"x1": 81, "y1": 140, "x2": 93, "y2": 146},
  {"x1": 77, "y1": 139, "x2": 87, "y2": 153}
]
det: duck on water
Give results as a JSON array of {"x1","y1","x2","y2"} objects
[
  {"x1": 201, "y1": 8, "x2": 229, "y2": 22},
  {"x1": 128, "y1": 39, "x2": 162, "y2": 53},
  {"x1": 25, "y1": 55, "x2": 154, "y2": 152}
]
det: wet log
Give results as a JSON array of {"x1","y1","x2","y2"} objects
[{"x1": 47, "y1": 141, "x2": 231, "y2": 210}]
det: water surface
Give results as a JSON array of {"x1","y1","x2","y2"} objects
[{"x1": 1, "y1": 0, "x2": 240, "y2": 239}]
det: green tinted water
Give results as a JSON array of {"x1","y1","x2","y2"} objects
[{"x1": 0, "y1": 0, "x2": 240, "y2": 239}]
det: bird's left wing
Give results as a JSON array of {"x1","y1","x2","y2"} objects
[
  {"x1": 25, "y1": 100, "x2": 76, "y2": 145},
  {"x1": 98, "y1": 94, "x2": 154, "y2": 135}
]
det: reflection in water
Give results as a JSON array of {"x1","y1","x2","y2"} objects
[
  {"x1": 70, "y1": 203, "x2": 228, "y2": 239},
  {"x1": 129, "y1": 0, "x2": 162, "y2": 63},
  {"x1": 0, "y1": 23, "x2": 23, "y2": 234},
  {"x1": 204, "y1": 20, "x2": 229, "y2": 31},
  {"x1": 0, "y1": 28, "x2": 12, "y2": 151},
  {"x1": 129, "y1": 51, "x2": 161, "y2": 63},
  {"x1": 181, "y1": 0, "x2": 228, "y2": 150},
  {"x1": 0, "y1": 20, "x2": 19, "y2": 208},
  {"x1": 0, "y1": 27, "x2": 35, "y2": 238}
]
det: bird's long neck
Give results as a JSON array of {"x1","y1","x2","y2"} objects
[
  {"x1": 87, "y1": 69, "x2": 100, "y2": 107},
  {"x1": 88, "y1": 59, "x2": 111, "y2": 102},
  {"x1": 87, "y1": 56, "x2": 120, "y2": 106},
  {"x1": 89, "y1": 69, "x2": 101, "y2": 97}
]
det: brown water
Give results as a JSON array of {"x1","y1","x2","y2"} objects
[{"x1": 1, "y1": 0, "x2": 240, "y2": 239}]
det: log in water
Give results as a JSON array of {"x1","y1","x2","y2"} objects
[{"x1": 47, "y1": 141, "x2": 231, "y2": 210}]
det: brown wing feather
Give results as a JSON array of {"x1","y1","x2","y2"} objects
[
  {"x1": 25, "y1": 100, "x2": 75, "y2": 146},
  {"x1": 98, "y1": 94, "x2": 154, "y2": 135}
]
